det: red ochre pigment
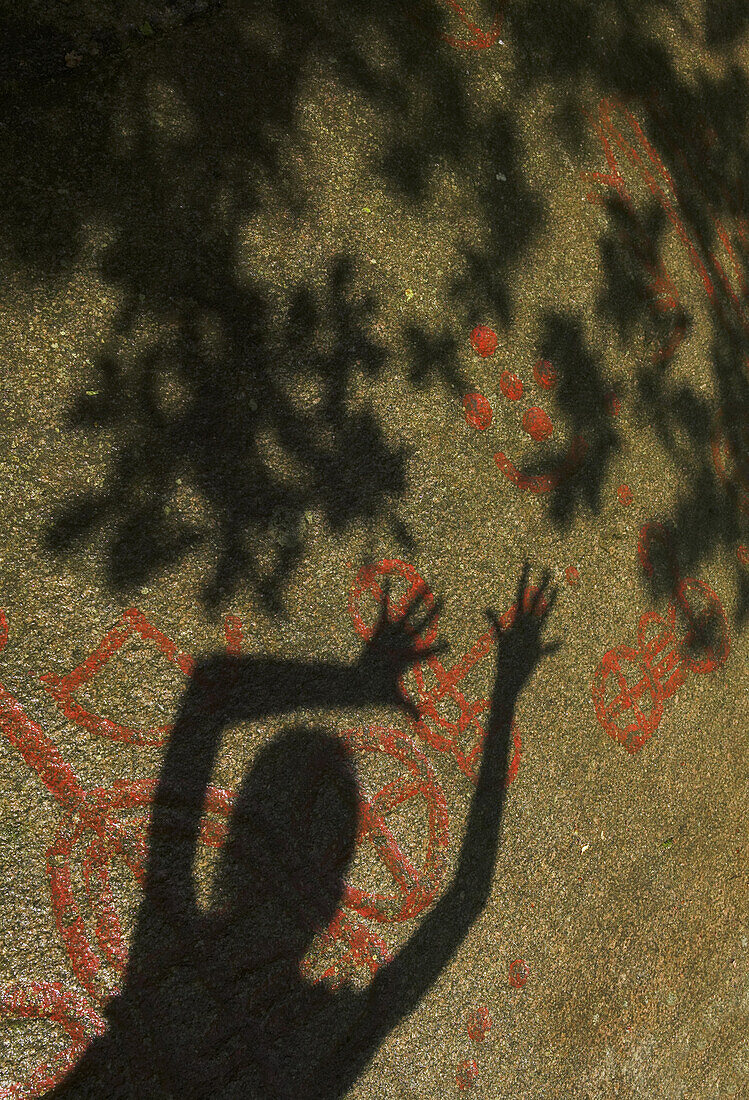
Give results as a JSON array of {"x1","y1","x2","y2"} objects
[
  {"x1": 466, "y1": 1005, "x2": 492, "y2": 1041},
  {"x1": 604, "y1": 390, "x2": 621, "y2": 416},
  {"x1": 499, "y1": 370, "x2": 523, "y2": 401},
  {"x1": 462, "y1": 393, "x2": 493, "y2": 430},
  {"x1": 522, "y1": 406, "x2": 553, "y2": 442},
  {"x1": 508, "y1": 959, "x2": 529, "y2": 988},
  {"x1": 455, "y1": 1059, "x2": 479, "y2": 1090},
  {"x1": 565, "y1": 566, "x2": 580, "y2": 587},
  {"x1": 533, "y1": 359, "x2": 557, "y2": 389},
  {"x1": 617, "y1": 483, "x2": 633, "y2": 506},
  {"x1": 470, "y1": 325, "x2": 498, "y2": 357}
]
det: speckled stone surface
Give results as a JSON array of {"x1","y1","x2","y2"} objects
[{"x1": 0, "y1": 1, "x2": 747, "y2": 1097}]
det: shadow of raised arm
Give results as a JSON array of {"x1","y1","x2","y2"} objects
[
  {"x1": 142, "y1": 586, "x2": 443, "y2": 917},
  {"x1": 321, "y1": 565, "x2": 559, "y2": 1097}
]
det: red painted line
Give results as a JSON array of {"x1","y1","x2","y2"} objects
[{"x1": 339, "y1": 726, "x2": 450, "y2": 924}]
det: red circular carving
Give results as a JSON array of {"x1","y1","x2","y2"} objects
[
  {"x1": 617, "y1": 483, "x2": 633, "y2": 506},
  {"x1": 462, "y1": 393, "x2": 493, "y2": 431},
  {"x1": 466, "y1": 1004, "x2": 492, "y2": 1041},
  {"x1": 533, "y1": 359, "x2": 557, "y2": 390},
  {"x1": 46, "y1": 778, "x2": 232, "y2": 1004},
  {"x1": 508, "y1": 959, "x2": 529, "y2": 988},
  {"x1": 522, "y1": 407, "x2": 553, "y2": 442},
  {"x1": 565, "y1": 566, "x2": 580, "y2": 587},
  {"x1": 338, "y1": 726, "x2": 449, "y2": 923},
  {"x1": 348, "y1": 560, "x2": 438, "y2": 651},
  {"x1": 470, "y1": 325, "x2": 498, "y2": 357},
  {"x1": 456, "y1": 1058, "x2": 479, "y2": 1090},
  {"x1": 499, "y1": 371, "x2": 523, "y2": 401}
]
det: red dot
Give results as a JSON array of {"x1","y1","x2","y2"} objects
[
  {"x1": 470, "y1": 325, "x2": 498, "y2": 358},
  {"x1": 533, "y1": 359, "x2": 557, "y2": 389},
  {"x1": 738, "y1": 545, "x2": 749, "y2": 565},
  {"x1": 617, "y1": 484, "x2": 633, "y2": 506},
  {"x1": 565, "y1": 565, "x2": 580, "y2": 587},
  {"x1": 522, "y1": 406, "x2": 553, "y2": 442},
  {"x1": 604, "y1": 390, "x2": 621, "y2": 416},
  {"x1": 462, "y1": 393, "x2": 493, "y2": 431},
  {"x1": 499, "y1": 371, "x2": 523, "y2": 401},
  {"x1": 509, "y1": 959, "x2": 529, "y2": 989},
  {"x1": 466, "y1": 1005, "x2": 492, "y2": 1042},
  {"x1": 455, "y1": 1059, "x2": 479, "y2": 1090}
]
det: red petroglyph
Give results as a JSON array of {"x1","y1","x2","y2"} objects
[
  {"x1": 522, "y1": 406, "x2": 553, "y2": 442},
  {"x1": 0, "y1": 983, "x2": 106, "y2": 1098},
  {"x1": 455, "y1": 1058, "x2": 479, "y2": 1090},
  {"x1": 711, "y1": 407, "x2": 749, "y2": 515},
  {"x1": 300, "y1": 911, "x2": 392, "y2": 990},
  {"x1": 582, "y1": 97, "x2": 749, "y2": 368},
  {"x1": 408, "y1": 1, "x2": 504, "y2": 51},
  {"x1": 592, "y1": 522, "x2": 730, "y2": 753},
  {"x1": 466, "y1": 1004, "x2": 492, "y2": 1041},
  {"x1": 40, "y1": 610, "x2": 242, "y2": 747},
  {"x1": 348, "y1": 559, "x2": 438, "y2": 652},
  {"x1": 533, "y1": 359, "x2": 557, "y2": 390},
  {"x1": 604, "y1": 390, "x2": 621, "y2": 416},
  {"x1": 492, "y1": 359, "x2": 588, "y2": 492},
  {"x1": 508, "y1": 959, "x2": 529, "y2": 988},
  {"x1": 463, "y1": 393, "x2": 493, "y2": 431},
  {"x1": 617, "y1": 484, "x2": 633, "y2": 506},
  {"x1": 499, "y1": 370, "x2": 523, "y2": 401},
  {"x1": 0, "y1": 606, "x2": 426, "y2": 1069},
  {"x1": 470, "y1": 325, "x2": 498, "y2": 357},
  {"x1": 494, "y1": 435, "x2": 588, "y2": 494},
  {"x1": 738, "y1": 545, "x2": 749, "y2": 565},
  {"x1": 349, "y1": 561, "x2": 528, "y2": 786},
  {"x1": 337, "y1": 726, "x2": 449, "y2": 923},
  {"x1": 565, "y1": 566, "x2": 580, "y2": 587}
]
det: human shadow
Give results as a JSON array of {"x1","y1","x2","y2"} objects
[{"x1": 44, "y1": 566, "x2": 557, "y2": 1099}]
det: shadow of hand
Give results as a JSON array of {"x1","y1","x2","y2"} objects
[
  {"x1": 487, "y1": 564, "x2": 559, "y2": 701},
  {"x1": 355, "y1": 583, "x2": 446, "y2": 718}
]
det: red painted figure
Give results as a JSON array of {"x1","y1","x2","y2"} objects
[{"x1": 39, "y1": 566, "x2": 557, "y2": 1099}]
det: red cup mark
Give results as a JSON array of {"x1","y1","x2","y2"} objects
[
  {"x1": 522, "y1": 406, "x2": 553, "y2": 442},
  {"x1": 466, "y1": 1004, "x2": 492, "y2": 1041},
  {"x1": 565, "y1": 566, "x2": 580, "y2": 587},
  {"x1": 508, "y1": 959, "x2": 529, "y2": 989},
  {"x1": 533, "y1": 359, "x2": 557, "y2": 390},
  {"x1": 604, "y1": 390, "x2": 621, "y2": 416},
  {"x1": 463, "y1": 393, "x2": 493, "y2": 431},
  {"x1": 0, "y1": 983, "x2": 106, "y2": 1098},
  {"x1": 617, "y1": 484, "x2": 633, "y2": 506},
  {"x1": 499, "y1": 370, "x2": 523, "y2": 401},
  {"x1": 455, "y1": 1058, "x2": 479, "y2": 1090},
  {"x1": 738, "y1": 545, "x2": 749, "y2": 565},
  {"x1": 470, "y1": 325, "x2": 498, "y2": 357}
]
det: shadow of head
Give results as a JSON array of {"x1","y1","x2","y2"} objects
[{"x1": 212, "y1": 726, "x2": 359, "y2": 958}]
